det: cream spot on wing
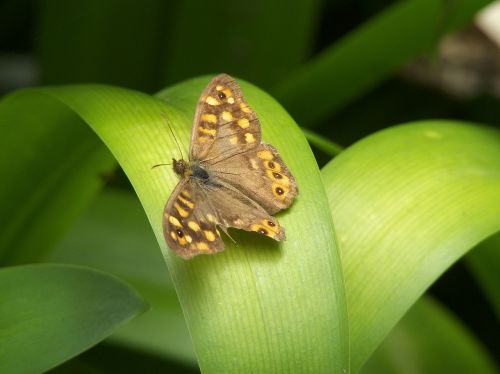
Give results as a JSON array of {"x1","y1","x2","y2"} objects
[
  {"x1": 245, "y1": 133, "x2": 256, "y2": 143},
  {"x1": 178, "y1": 195, "x2": 194, "y2": 209},
  {"x1": 257, "y1": 150, "x2": 273, "y2": 160},
  {"x1": 227, "y1": 97, "x2": 235, "y2": 104},
  {"x1": 174, "y1": 203, "x2": 189, "y2": 217},
  {"x1": 240, "y1": 103, "x2": 251, "y2": 113},
  {"x1": 170, "y1": 231, "x2": 177, "y2": 240},
  {"x1": 185, "y1": 235, "x2": 193, "y2": 243},
  {"x1": 197, "y1": 242, "x2": 210, "y2": 251},
  {"x1": 222, "y1": 111, "x2": 233, "y2": 122},
  {"x1": 181, "y1": 190, "x2": 191, "y2": 198},
  {"x1": 201, "y1": 113, "x2": 217, "y2": 123},
  {"x1": 230, "y1": 136, "x2": 238, "y2": 144},
  {"x1": 207, "y1": 214, "x2": 216, "y2": 222},
  {"x1": 234, "y1": 218, "x2": 244, "y2": 226},
  {"x1": 168, "y1": 216, "x2": 182, "y2": 227},
  {"x1": 204, "y1": 230, "x2": 216, "y2": 242},
  {"x1": 238, "y1": 118, "x2": 249, "y2": 129},
  {"x1": 199, "y1": 127, "x2": 216, "y2": 136},
  {"x1": 198, "y1": 136, "x2": 210, "y2": 143},
  {"x1": 188, "y1": 221, "x2": 200, "y2": 232},
  {"x1": 216, "y1": 85, "x2": 224, "y2": 91},
  {"x1": 250, "y1": 158, "x2": 259, "y2": 169},
  {"x1": 205, "y1": 96, "x2": 221, "y2": 105}
]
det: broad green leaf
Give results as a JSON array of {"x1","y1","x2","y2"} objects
[
  {"x1": 0, "y1": 264, "x2": 146, "y2": 374},
  {"x1": 274, "y1": 0, "x2": 494, "y2": 126},
  {"x1": 322, "y1": 121, "x2": 500, "y2": 371},
  {"x1": 362, "y1": 296, "x2": 498, "y2": 374},
  {"x1": 49, "y1": 189, "x2": 196, "y2": 363},
  {"x1": 466, "y1": 232, "x2": 500, "y2": 317},
  {"x1": 0, "y1": 92, "x2": 116, "y2": 265},
  {"x1": 0, "y1": 77, "x2": 348, "y2": 373}
]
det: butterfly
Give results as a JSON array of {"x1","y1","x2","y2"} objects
[{"x1": 163, "y1": 74, "x2": 298, "y2": 259}]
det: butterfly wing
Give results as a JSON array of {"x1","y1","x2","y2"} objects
[
  {"x1": 210, "y1": 143, "x2": 298, "y2": 215},
  {"x1": 189, "y1": 74, "x2": 262, "y2": 163},
  {"x1": 163, "y1": 179, "x2": 224, "y2": 259},
  {"x1": 202, "y1": 180, "x2": 286, "y2": 241}
]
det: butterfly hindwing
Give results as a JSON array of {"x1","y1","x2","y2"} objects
[
  {"x1": 202, "y1": 181, "x2": 286, "y2": 241},
  {"x1": 163, "y1": 179, "x2": 224, "y2": 259},
  {"x1": 190, "y1": 74, "x2": 262, "y2": 162},
  {"x1": 210, "y1": 143, "x2": 298, "y2": 215}
]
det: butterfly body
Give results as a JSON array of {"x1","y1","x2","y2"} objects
[{"x1": 163, "y1": 74, "x2": 298, "y2": 259}]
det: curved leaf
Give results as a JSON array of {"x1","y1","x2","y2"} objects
[
  {"x1": 0, "y1": 264, "x2": 146, "y2": 374},
  {"x1": 0, "y1": 92, "x2": 116, "y2": 264},
  {"x1": 49, "y1": 189, "x2": 196, "y2": 363},
  {"x1": 362, "y1": 296, "x2": 498, "y2": 374},
  {"x1": 466, "y1": 232, "x2": 500, "y2": 317},
  {"x1": 321, "y1": 121, "x2": 500, "y2": 371},
  {"x1": 0, "y1": 77, "x2": 348, "y2": 373}
]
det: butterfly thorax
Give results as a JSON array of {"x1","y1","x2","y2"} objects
[{"x1": 172, "y1": 158, "x2": 209, "y2": 182}]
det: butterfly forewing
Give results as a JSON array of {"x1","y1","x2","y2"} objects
[
  {"x1": 164, "y1": 179, "x2": 224, "y2": 259},
  {"x1": 190, "y1": 74, "x2": 261, "y2": 163}
]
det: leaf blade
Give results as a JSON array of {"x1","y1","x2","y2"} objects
[
  {"x1": 0, "y1": 264, "x2": 147, "y2": 374},
  {"x1": 322, "y1": 121, "x2": 500, "y2": 371}
]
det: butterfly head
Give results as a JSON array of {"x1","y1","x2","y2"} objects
[{"x1": 173, "y1": 158, "x2": 190, "y2": 177}]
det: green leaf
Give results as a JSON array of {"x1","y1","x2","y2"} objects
[
  {"x1": 466, "y1": 232, "x2": 500, "y2": 317},
  {"x1": 274, "y1": 0, "x2": 494, "y2": 126},
  {"x1": 0, "y1": 92, "x2": 116, "y2": 265},
  {"x1": 361, "y1": 296, "x2": 498, "y2": 374},
  {"x1": 321, "y1": 121, "x2": 500, "y2": 371},
  {"x1": 0, "y1": 77, "x2": 348, "y2": 373},
  {"x1": 49, "y1": 189, "x2": 196, "y2": 363},
  {"x1": 0, "y1": 264, "x2": 146, "y2": 374}
]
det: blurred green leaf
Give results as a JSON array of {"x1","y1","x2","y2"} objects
[
  {"x1": 466, "y1": 232, "x2": 500, "y2": 318},
  {"x1": 274, "y1": 0, "x2": 494, "y2": 127},
  {"x1": 161, "y1": 0, "x2": 322, "y2": 87},
  {"x1": 322, "y1": 121, "x2": 500, "y2": 371},
  {"x1": 0, "y1": 77, "x2": 348, "y2": 373},
  {"x1": 0, "y1": 264, "x2": 146, "y2": 374},
  {"x1": 49, "y1": 189, "x2": 196, "y2": 364},
  {"x1": 361, "y1": 296, "x2": 498, "y2": 374},
  {"x1": 0, "y1": 92, "x2": 116, "y2": 265},
  {"x1": 38, "y1": 0, "x2": 167, "y2": 91}
]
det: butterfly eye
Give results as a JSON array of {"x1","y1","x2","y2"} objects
[
  {"x1": 217, "y1": 92, "x2": 226, "y2": 100},
  {"x1": 275, "y1": 187, "x2": 284, "y2": 195},
  {"x1": 258, "y1": 228, "x2": 268, "y2": 235},
  {"x1": 267, "y1": 220, "x2": 275, "y2": 227},
  {"x1": 176, "y1": 229, "x2": 184, "y2": 238}
]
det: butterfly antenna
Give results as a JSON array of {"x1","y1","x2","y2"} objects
[
  {"x1": 151, "y1": 162, "x2": 172, "y2": 169},
  {"x1": 160, "y1": 112, "x2": 184, "y2": 160}
]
